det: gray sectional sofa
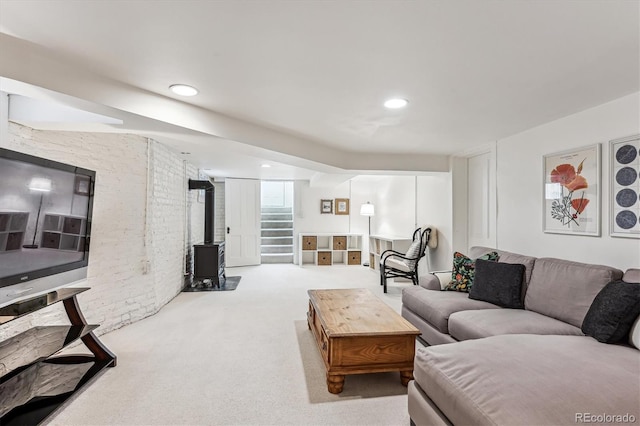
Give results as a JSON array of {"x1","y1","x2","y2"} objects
[{"x1": 401, "y1": 246, "x2": 640, "y2": 425}]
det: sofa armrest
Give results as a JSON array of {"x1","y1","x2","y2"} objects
[
  {"x1": 420, "y1": 271, "x2": 452, "y2": 290},
  {"x1": 419, "y1": 271, "x2": 452, "y2": 290}
]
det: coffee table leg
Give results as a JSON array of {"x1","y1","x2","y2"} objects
[
  {"x1": 327, "y1": 374, "x2": 345, "y2": 394},
  {"x1": 400, "y1": 370, "x2": 414, "y2": 386}
]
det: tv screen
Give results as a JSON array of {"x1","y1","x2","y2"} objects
[{"x1": 0, "y1": 147, "x2": 95, "y2": 292}]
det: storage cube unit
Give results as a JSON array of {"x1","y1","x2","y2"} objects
[
  {"x1": 0, "y1": 212, "x2": 29, "y2": 252},
  {"x1": 41, "y1": 214, "x2": 87, "y2": 251},
  {"x1": 368, "y1": 235, "x2": 412, "y2": 271},
  {"x1": 298, "y1": 233, "x2": 363, "y2": 266}
]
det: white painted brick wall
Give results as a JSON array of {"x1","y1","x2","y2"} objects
[
  {"x1": 0, "y1": 121, "x2": 203, "y2": 341},
  {"x1": 148, "y1": 140, "x2": 189, "y2": 308},
  {"x1": 213, "y1": 182, "x2": 225, "y2": 242}
]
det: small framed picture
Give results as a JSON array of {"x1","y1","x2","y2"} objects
[
  {"x1": 321, "y1": 199, "x2": 333, "y2": 214},
  {"x1": 74, "y1": 175, "x2": 91, "y2": 196},
  {"x1": 335, "y1": 198, "x2": 350, "y2": 215}
]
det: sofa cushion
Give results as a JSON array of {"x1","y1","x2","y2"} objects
[
  {"x1": 524, "y1": 257, "x2": 623, "y2": 328},
  {"x1": 469, "y1": 259, "x2": 525, "y2": 308},
  {"x1": 497, "y1": 251, "x2": 536, "y2": 285},
  {"x1": 385, "y1": 257, "x2": 411, "y2": 273},
  {"x1": 624, "y1": 268, "x2": 640, "y2": 283},
  {"x1": 469, "y1": 246, "x2": 537, "y2": 286},
  {"x1": 582, "y1": 280, "x2": 640, "y2": 343},
  {"x1": 444, "y1": 251, "x2": 499, "y2": 292},
  {"x1": 413, "y1": 335, "x2": 640, "y2": 426},
  {"x1": 401, "y1": 286, "x2": 500, "y2": 334},
  {"x1": 448, "y1": 309, "x2": 583, "y2": 341},
  {"x1": 630, "y1": 316, "x2": 640, "y2": 349}
]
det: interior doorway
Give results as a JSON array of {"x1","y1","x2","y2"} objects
[{"x1": 260, "y1": 181, "x2": 294, "y2": 263}]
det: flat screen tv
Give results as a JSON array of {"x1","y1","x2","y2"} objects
[{"x1": 0, "y1": 147, "x2": 95, "y2": 306}]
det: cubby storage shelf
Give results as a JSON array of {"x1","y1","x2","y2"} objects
[
  {"x1": 298, "y1": 233, "x2": 363, "y2": 266},
  {"x1": 368, "y1": 235, "x2": 412, "y2": 272},
  {"x1": 0, "y1": 211, "x2": 29, "y2": 252},
  {"x1": 41, "y1": 214, "x2": 87, "y2": 252},
  {"x1": 0, "y1": 287, "x2": 116, "y2": 425}
]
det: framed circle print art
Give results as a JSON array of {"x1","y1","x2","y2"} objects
[{"x1": 610, "y1": 134, "x2": 640, "y2": 238}]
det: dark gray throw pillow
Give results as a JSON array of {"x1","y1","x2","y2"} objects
[
  {"x1": 581, "y1": 280, "x2": 640, "y2": 344},
  {"x1": 469, "y1": 259, "x2": 525, "y2": 309}
]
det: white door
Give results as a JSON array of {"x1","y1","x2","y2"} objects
[
  {"x1": 225, "y1": 178, "x2": 261, "y2": 266},
  {"x1": 467, "y1": 149, "x2": 497, "y2": 249}
]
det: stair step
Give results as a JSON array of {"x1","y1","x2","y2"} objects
[
  {"x1": 262, "y1": 229, "x2": 294, "y2": 238},
  {"x1": 261, "y1": 207, "x2": 292, "y2": 214},
  {"x1": 261, "y1": 237, "x2": 293, "y2": 245},
  {"x1": 261, "y1": 245, "x2": 294, "y2": 254},
  {"x1": 261, "y1": 213, "x2": 293, "y2": 219},
  {"x1": 261, "y1": 221, "x2": 293, "y2": 229},
  {"x1": 261, "y1": 253, "x2": 294, "y2": 264}
]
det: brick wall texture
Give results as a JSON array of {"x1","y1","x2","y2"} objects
[{"x1": 0, "y1": 122, "x2": 203, "y2": 339}]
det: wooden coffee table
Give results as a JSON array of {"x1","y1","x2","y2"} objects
[{"x1": 307, "y1": 288, "x2": 420, "y2": 394}]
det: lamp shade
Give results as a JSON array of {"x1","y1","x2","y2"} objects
[
  {"x1": 360, "y1": 202, "x2": 375, "y2": 216},
  {"x1": 28, "y1": 177, "x2": 52, "y2": 192}
]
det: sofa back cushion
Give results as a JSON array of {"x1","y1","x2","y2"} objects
[
  {"x1": 624, "y1": 268, "x2": 640, "y2": 283},
  {"x1": 525, "y1": 257, "x2": 623, "y2": 328},
  {"x1": 624, "y1": 269, "x2": 640, "y2": 350}
]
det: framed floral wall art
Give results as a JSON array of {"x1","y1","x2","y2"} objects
[
  {"x1": 610, "y1": 134, "x2": 640, "y2": 238},
  {"x1": 543, "y1": 144, "x2": 601, "y2": 236}
]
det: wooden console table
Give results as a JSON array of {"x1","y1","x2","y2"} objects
[
  {"x1": 0, "y1": 288, "x2": 116, "y2": 425},
  {"x1": 307, "y1": 288, "x2": 420, "y2": 394}
]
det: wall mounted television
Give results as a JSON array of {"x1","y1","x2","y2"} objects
[{"x1": 0, "y1": 147, "x2": 95, "y2": 307}]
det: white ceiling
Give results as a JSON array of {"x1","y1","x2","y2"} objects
[{"x1": 0, "y1": 0, "x2": 638, "y2": 179}]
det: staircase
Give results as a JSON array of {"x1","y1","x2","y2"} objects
[{"x1": 261, "y1": 207, "x2": 294, "y2": 264}]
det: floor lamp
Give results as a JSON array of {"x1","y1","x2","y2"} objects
[
  {"x1": 360, "y1": 202, "x2": 375, "y2": 266},
  {"x1": 23, "y1": 177, "x2": 52, "y2": 249}
]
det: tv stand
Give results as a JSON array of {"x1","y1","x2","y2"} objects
[{"x1": 0, "y1": 287, "x2": 116, "y2": 425}]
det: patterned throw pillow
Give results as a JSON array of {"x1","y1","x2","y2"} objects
[{"x1": 444, "y1": 251, "x2": 499, "y2": 292}]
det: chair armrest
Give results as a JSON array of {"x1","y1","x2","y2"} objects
[
  {"x1": 381, "y1": 249, "x2": 421, "y2": 262},
  {"x1": 380, "y1": 249, "x2": 405, "y2": 265},
  {"x1": 419, "y1": 271, "x2": 452, "y2": 290}
]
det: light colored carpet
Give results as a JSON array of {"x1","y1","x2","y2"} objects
[{"x1": 47, "y1": 264, "x2": 422, "y2": 426}]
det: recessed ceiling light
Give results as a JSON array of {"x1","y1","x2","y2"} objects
[
  {"x1": 169, "y1": 84, "x2": 198, "y2": 96},
  {"x1": 384, "y1": 98, "x2": 408, "y2": 109},
  {"x1": 261, "y1": 164, "x2": 271, "y2": 168}
]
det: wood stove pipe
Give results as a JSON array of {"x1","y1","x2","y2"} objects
[{"x1": 188, "y1": 179, "x2": 215, "y2": 245}]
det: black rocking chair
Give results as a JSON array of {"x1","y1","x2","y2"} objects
[{"x1": 380, "y1": 227, "x2": 431, "y2": 293}]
